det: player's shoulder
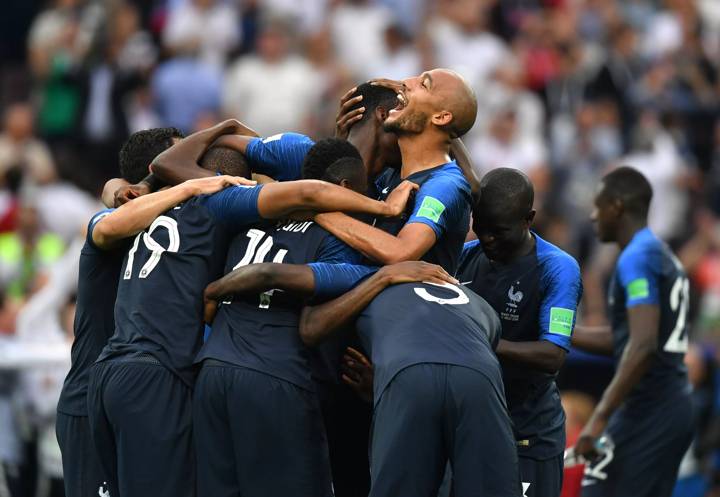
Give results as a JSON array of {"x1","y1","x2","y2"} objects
[
  {"x1": 427, "y1": 161, "x2": 471, "y2": 191},
  {"x1": 459, "y1": 239, "x2": 484, "y2": 265},
  {"x1": 618, "y1": 228, "x2": 664, "y2": 270},
  {"x1": 535, "y1": 234, "x2": 580, "y2": 274}
]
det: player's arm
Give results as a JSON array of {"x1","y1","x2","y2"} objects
[
  {"x1": 92, "y1": 176, "x2": 245, "y2": 249},
  {"x1": 450, "y1": 138, "x2": 480, "y2": 197},
  {"x1": 256, "y1": 179, "x2": 417, "y2": 220},
  {"x1": 206, "y1": 264, "x2": 318, "y2": 301},
  {"x1": 575, "y1": 253, "x2": 660, "y2": 459},
  {"x1": 496, "y1": 253, "x2": 583, "y2": 373},
  {"x1": 299, "y1": 261, "x2": 457, "y2": 346},
  {"x1": 571, "y1": 325, "x2": 614, "y2": 355},
  {"x1": 149, "y1": 119, "x2": 252, "y2": 185},
  {"x1": 315, "y1": 179, "x2": 464, "y2": 264}
]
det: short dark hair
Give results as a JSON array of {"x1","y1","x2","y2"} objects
[
  {"x1": 322, "y1": 157, "x2": 365, "y2": 186},
  {"x1": 348, "y1": 83, "x2": 398, "y2": 127},
  {"x1": 199, "y1": 146, "x2": 251, "y2": 178},
  {"x1": 302, "y1": 138, "x2": 362, "y2": 180},
  {"x1": 477, "y1": 167, "x2": 534, "y2": 219},
  {"x1": 119, "y1": 127, "x2": 184, "y2": 183},
  {"x1": 601, "y1": 166, "x2": 653, "y2": 217}
]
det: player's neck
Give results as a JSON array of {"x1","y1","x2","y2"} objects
[
  {"x1": 348, "y1": 129, "x2": 383, "y2": 181},
  {"x1": 398, "y1": 134, "x2": 451, "y2": 178},
  {"x1": 501, "y1": 231, "x2": 535, "y2": 264},
  {"x1": 616, "y1": 220, "x2": 647, "y2": 250}
]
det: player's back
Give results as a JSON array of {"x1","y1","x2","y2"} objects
[
  {"x1": 197, "y1": 220, "x2": 357, "y2": 391},
  {"x1": 356, "y1": 282, "x2": 502, "y2": 405},
  {"x1": 610, "y1": 227, "x2": 690, "y2": 408},
  {"x1": 98, "y1": 197, "x2": 231, "y2": 386},
  {"x1": 57, "y1": 211, "x2": 127, "y2": 416},
  {"x1": 373, "y1": 162, "x2": 471, "y2": 273}
]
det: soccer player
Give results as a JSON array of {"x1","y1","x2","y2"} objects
[
  {"x1": 572, "y1": 167, "x2": 694, "y2": 497},
  {"x1": 456, "y1": 168, "x2": 582, "y2": 497},
  {"x1": 55, "y1": 127, "x2": 184, "y2": 497},
  {"x1": 192, "y1": 155, "x2": 367, "y2": 497},
  {"x1": 86, "y1": 121, "x2": 415, "y2": 497},
  {"x1": 314, "y1": 70, "x2": 476, "y2": 273}
]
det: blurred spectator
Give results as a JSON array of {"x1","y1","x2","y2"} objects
[
  {"x1": 329, "y1": 0, "x2": 394, "y2": 81},
  {"x1": 0, "y1": 103, "x2": 56, "y2": 188},
  {"x1": 152, "y1": 57, "x2": 222, "y2": 135},
  {"x1": 369, "y1": 24, "x2": 422, "y2": 81},
  {"x1": 469, "y1": 107, "x2": 550, "y2": 202},
  {"x1": 223, "y1": 18, "x2": 322, "y2": 135},
  {"x1": 163, "y1": 0, "x2": 240, "y2": 68},
  {"x1": 0, "y1": 204, "x2": 64, "y2": 302},
  {"x1": 426, "y1": 0, "x2": 508, "y2": 90},
  {"x1": 259, "y1": 0, "x2": 328, "y2": 35}
]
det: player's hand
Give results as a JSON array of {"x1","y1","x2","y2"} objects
[
  {"x1": 383, "y1": 180, "x2": 418, "y2": 217},
  {"x1": 114, "y1": 182, "x2": 151, "y2": 207},
  {"x1": 335, "y1": 87, "x2": 364, "y2": 139},
  {"x1": 184, "y1": 175, "x2": 257, "y2": 196},
  {"x1": 341, "y1": 347, "x2": 374, "y2": 403},
  {"x1": 369, "y1": 78, "x2": 407, "y2": 95},
  {"x1": 574, "y1": 414, "x2": 608, "y2": 462},
  {"x1": 379, "y1": 261, "x2": 458, "y2": 286}
]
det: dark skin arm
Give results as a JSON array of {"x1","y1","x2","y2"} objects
[
  {"x1": 574, "y1": 304, "x2": 659, "y2": 459},
  {"x1": 449, "y1": 138, "x2": 480, "y2": 198},
  {"x1": 495, "y1": 339, "x2": 567, "y2": 374},
  {"x1": 150, "y1": 119, "x2": 250, "y2": 185},
  {"x1": 205, "y1": 264, "x2": 316, "y2": 303},
  {"x1": 314, "y1": 213, "x2": 437, "y2": 265},
  {"x1": 571, "y1": 325, "x2": 615, "y2": 356},
  {"x1": 299, "y1": 261, "x2": 456, "y2": 346}
]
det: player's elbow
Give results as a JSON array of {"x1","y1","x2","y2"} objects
[
  {"x1": 299, "y1": 309, "x2": 322, "y2": 347},
  {"x1": 295, "y1": 180, "x2": 326, "y2": 210},
  {"x1": 543, "y1": 347, "x2": 567, "y2": 373},
  {"x1": 91, "y1": 219, "x2": 118, "y2": 249}
]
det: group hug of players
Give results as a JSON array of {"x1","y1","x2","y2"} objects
[{"x1": 53, "y1": 69, "x2": 694, "y2": 497}]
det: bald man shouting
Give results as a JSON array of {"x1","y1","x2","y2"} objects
[{"x1": 314, "y1": 69, "x2": 477, "y2": 274}]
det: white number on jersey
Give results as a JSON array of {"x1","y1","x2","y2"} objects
[
  {"x1": 124, "y1": 216, "x2": 180, "y2": 280},
  {"x1": 664, "y1": 275, "x2": 690, "y2": 353},
  {"x1": 414, "y1": 282, "x2": 469, "y2": 305},
  {"x1": 233, "y1": 229, "x2": 287, "y2": 309}
]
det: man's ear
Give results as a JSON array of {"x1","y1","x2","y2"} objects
[
  {"x1": 375, "y1": 107, "x2": 388, "y2": 123},
  {"x1": 340, "y1": 178, "x2": 351, "y2": 190},
  {"x1": 431, "y1": 110, "x2": 453, "y2": 128},
  {"x1": 526, "y1": 209, "x2": 536, "y2": 226}
]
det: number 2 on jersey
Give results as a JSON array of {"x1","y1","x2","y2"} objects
[{"x1": 664, "y1": 275, "x2": 689, "y2": 353}]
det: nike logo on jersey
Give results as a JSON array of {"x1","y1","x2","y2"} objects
[
  {"x1": 381, "y1": 186, "x2": 390, "y2": 195},
  {"x1": 522, "y1": 482, "x2": 531, "y2": 497}
]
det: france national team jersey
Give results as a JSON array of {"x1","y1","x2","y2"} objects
[
  {"x1": 57, "y1": 210, "x2": 128, "y2": 416},
  {"x1": 609, "y1": 228, "x2": 691, "y2": 409},
  {"x1": 373, "y1": 162, "x2": 471, "y2": 274},
  {"x1": 244, "y1": 132, "x2": 313, "y2": 181},
  {"x1": 195, "y1": 220, "x2": 362, "y2": 391},
  {"x1": 96, "y1": 185, "x2": 265, "y2": 387},
  {"x1": 456, "y1": 234, "x2": 582, "y2": 459},
  {"x1": 312, "y1": 263, "x2": 502, "y2": 405}
]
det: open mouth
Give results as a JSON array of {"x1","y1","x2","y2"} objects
[{"x1": 389, "y1": 92, "x2": 408, "y2": 115}]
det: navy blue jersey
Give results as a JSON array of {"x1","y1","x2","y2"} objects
[
  {"x1": 312, "y1": 263, "x2": 502, "y2": 405},
  {"x1": 245, "y1": 133, "x2": 313, "y2": 181},
  {"x1": 57, "y1": 211, "x2": 127, "y2": 416},
  {"x1": 196, "y1": 220, "x2": 362, "y2": 391},
  {"x1": 373, "y1": 162, "x2": 471, "y2": 273},
  {"x1": 609, "y1": 228, "x2": 691, "y2": 409},
  {"x1": 97, "y1": 185, "x2": 264, "y2": 386},
  {"x1": 456, "y1": 233, "x2": 582, "y2": 459}
]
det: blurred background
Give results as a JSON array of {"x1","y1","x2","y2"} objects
[{"x1": 0, "y1": 0, "x2": 718, "y2": 495}]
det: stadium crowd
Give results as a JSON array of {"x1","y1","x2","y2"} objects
[{"x1": 0, "y1": 0, "x2": 719, "y2": 496}]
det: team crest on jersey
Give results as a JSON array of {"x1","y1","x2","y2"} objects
[{"x1": 501, "y1": 282, "x2": 523, "y2": 321}]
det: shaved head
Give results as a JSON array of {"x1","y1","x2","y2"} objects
[
  {"x1": 431, "y1": 69, "x2": 477, "y2": 138},
  {"x1": 478, "y1": 168, "x2": 534, "y2": 221}
]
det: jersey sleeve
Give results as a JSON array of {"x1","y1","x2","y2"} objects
[
  {"x1": 201, "y1": 185, "x2": 265, "y2": 233},
  {"x1": 315, "y1": 235, "x2": 364, "y2": 265},
  {"x1": 244, "y1": 133, "x2": 314, "y2": 181},
  {"x1": 86, "y1": 209, "x2": 115, "y2": 251},
  {"x1": 308, "y1": 263, "x2": 378, "y2": 299},
  {"x1": 616, "y1": 247, "x2": 660, "y2": 307},
  {"x1": 406, "y1": 174, "x2": 470, "y2": 239},
  {"x1": 538, "y1": 253, "x2": 583, "y2": 351}
]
